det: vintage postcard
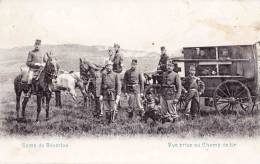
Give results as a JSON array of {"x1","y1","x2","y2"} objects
[{"x1": 0, "y1": 0, "x2": 260, "y2": 163}]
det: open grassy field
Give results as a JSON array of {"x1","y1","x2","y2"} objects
[{"x1": 0, "y1": 44, "x2": 260, "y2": 137}]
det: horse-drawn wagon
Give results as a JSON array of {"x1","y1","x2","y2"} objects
[{"x1": 144, "y1": 42, "x2": 260, "y2": 114}]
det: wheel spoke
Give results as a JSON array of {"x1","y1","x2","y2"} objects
[
  {"x1": 217, "y1": 103, "x2": 229, "y2": 112},
  {"x1": 217, "y1": 100, "x2": 230, "y2": 104},
  {"x1": 223, "y1": 83, "x2": 231, "y2": 96},
  {"x1": 235, "y1": 89, "x2": 246, "y2": 98},
  {"x1": 218, "y1": 88, "x2": 229, "y2": 98},
  {"x1": 239, "y1": 103, "x2": 249, "y2": 112},
  {"x1": 227, "y1": 104, "x2": 232, "y2": 111}
]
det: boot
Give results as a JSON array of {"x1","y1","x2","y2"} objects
[
  {"x1": 111, "y1": 111, "x2": 117, "y2": 123},
  {"x1": 128, "y1": 111, "x2": 134, "y2": 119},
  {"x1": 106, "y1": 111, "x2": 111, "y2": 123}
]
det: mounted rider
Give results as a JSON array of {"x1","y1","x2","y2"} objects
[{"x1": 25, "y1": 39, "x2": 48, "y2": 97}]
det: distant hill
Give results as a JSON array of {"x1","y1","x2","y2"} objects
[{"x1": 0, "y1": 44, "x2": 163, "y2": 83}]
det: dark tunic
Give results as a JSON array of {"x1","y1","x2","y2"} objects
[
  {"x1": 112, "y1": 51, "x2": 123, "y2": 73},
  {"x1": 123, "y1": 68, "x2": 144, "y2": 94},
  {"x1": 26, "y1": 49, "x2": 47, "y2": 70},
  {"x1": 100, "y1": 71, "x2": 121, "y2": 100},
  {"x1": 160, "y1": 71, "x2": 182, "y2": 100},
  {"x1": 158, "y1": 53, "x2": 169, "y2": 72}
]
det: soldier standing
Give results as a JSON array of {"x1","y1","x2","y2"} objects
[
  {"x1": 112, "y1": 43, "x2": 123, "y2": 73},
  {"x1": 160, "y1": 60, "x2": 182, "y2": 122},
  {"x1": 25, "y1": 39, "x2": 48, "y2": 97},
  {"x1": 99, "y1": 60, "x2": 121, "y2": 123},
  {"x1": 183, "y1": 65, "x2": 205, "y2": 118},
  {"x1": 123, "y1": 59, "x2": 144, "y2": 119}
]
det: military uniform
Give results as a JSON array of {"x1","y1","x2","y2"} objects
[
  {"x1": 24, "y1": 40, "x2": 47, "y2": 97},
  {"x1": 158, "y1": 53, "x2": 169, "y2": 72},
  {"x1": 100, "y1": 70, "x2": 121, "y2": 122},
  {"x1": 112, "y1": 50, "x2": 123, "y2": 73},
  {"x1": 183, "y1": 75, "x2": 205, "y2": 117},
  {"x1": 123, "y1": 67, "x2": 144, "y2": 117},
  {"x1": 160, "y1": 70, "x2": 182, "y2": 121},
  {"x1": 26, "y1": 49, "x2": 47, "y2": 83}
]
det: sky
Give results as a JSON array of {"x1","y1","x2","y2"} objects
[{"x1": 1, "y1": 0, "x2": 260, "y2": 52}]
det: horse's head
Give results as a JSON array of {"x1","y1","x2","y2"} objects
[
  {"x1": 80, "y1": 58, "x2": 90, "y2": 73},
  {"x1": 45, "y1": 52, "x2": 59, "y2": 79}
]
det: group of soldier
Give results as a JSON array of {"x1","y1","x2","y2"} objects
[{"x1": 25, "y1": 39, "x2": 205, "y2": 124}]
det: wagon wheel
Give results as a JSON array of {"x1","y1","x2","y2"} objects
[{"x1": 213, "y1": 80, "x2": 253, "y2": 115}]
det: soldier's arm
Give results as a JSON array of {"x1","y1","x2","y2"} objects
[
  {"x1": 198, "y1": 78, "x2": 205, "y2": 94},
  {"x1": 175, "y1": 74, "x2": 182, "y2": 100},
  {"x1": 116, "y1": 74, "x2": 121, "y2": 96},
  {"x1": 123, "y1": 71, "x2": 128, "y2": 92},
  {"x1": 139, "y1": 72, "x2": 144, "y2": 93},
  {"x1": 43, "y1": 53, "x2": 48, "y2": 63},
  {"x1": 100, "y1": 74, "x2": 105, "y2": 96}
]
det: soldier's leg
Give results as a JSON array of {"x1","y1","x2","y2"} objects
[
  {"x1": 190, "y1": 91, "x2": 200, "y2": 117},
  {"x1": 25, "y1": 70, "x2": 34, "y2": 97},
  {"x1": 184, "y1": 91, "x2": 196, "y2": 115},
  {"x1": 103, "y1": 100, "x2": 111, "y2": 123},
  {"x1": 167, "y1": 100, "x2": 179, "y2": 118},
  {"x1": 160, "y1": 96, "x2": 172, "y2": 122},
  {"x1": 136, "y1": 93, "x2": 145, "y2": 117},
  {"x1": 95, "y1": 96, "x2": 102, "y2": 117},
  {"x1": 127, "y1": 93, "x2": 135, "y2": 119},
  {"x1": 110, "y1": 101, "x2": 117, "y2": 123}
]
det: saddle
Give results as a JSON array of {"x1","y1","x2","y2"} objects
[{"x1": 20, "y1": 66, "x2": 43, "y2": 83}]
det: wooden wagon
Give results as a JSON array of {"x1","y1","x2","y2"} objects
[{"x1": 171, "y1": 42, "x2": 260, "y2": 114}]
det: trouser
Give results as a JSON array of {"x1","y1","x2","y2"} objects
[
  {"x1": 103, "y1": 100, "x2": 117, "y2": 123},
  {"x1": 94, "y1": 97, "x2": 102, "y2": 116},
  {"x1": 184, "y1": 90, "x2": 200, "y2": 115},
  {"x1": 160, "y1": 96, "x2": 178, "y2": 119},
  {"x1": 127, "y1": 93, "x2": 144, "y2": 117},
  {"x1": 27, "y1": 70, "x2": 35, "y2": 84}
]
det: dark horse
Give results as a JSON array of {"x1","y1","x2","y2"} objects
[
  {"x1": 14, "y1": 53, "x2": 59, "y2": 122},
  {"x1": 79, "y1": 58, "x2": 105, "y2": 113}
]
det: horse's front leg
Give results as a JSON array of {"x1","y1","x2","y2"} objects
[
  {"x1": 55, "y1": 90, "x2": 62, "y2": 108},
  {"x1": 16, "y1": 91, "x2": 22, "y2": 119},
  {"x1": 36, "y1": 93, "x2": 42, "y2": 122},
  {"x1": 45, "y1": 92, "x2": 52, "y2": 120},
  {"x1": 21, "y1": 96, "x2": 30, "y2": 120}
]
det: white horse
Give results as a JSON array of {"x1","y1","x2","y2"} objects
[{"x1": 53, "y1": 70, "x2": 85, "y2": 108}]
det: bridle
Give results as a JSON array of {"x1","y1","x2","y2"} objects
[{"x1": 44, "y1": 60, "x2": 58, "y2": 81}]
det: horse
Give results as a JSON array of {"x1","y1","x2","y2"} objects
[
  {"x1": 53, "y1": 71, "x2": 86, "y2": 108},
  {"x1": 79, "y1": 58, "x2": 105, "y2": 109},
  {"x1": 14, "y1": 53, "x2": 59, "y2": 122}
]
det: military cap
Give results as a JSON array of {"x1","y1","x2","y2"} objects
[
  {"x1": 114, "y1": 43, "x2": 120, "y2": 48},
  {"x1": 167, "y1": 59, "x2": 173, "y2": 65},
  {"x1": 35, "y1": 39, "x2": 41, "y2": 45},
  {"x1": 160, "y1": 46, "x2": 166, "y2": 51},
  {"x1": 189, "y1": 65, "x2": 196, "y2": 71},
  {"x1": 132, "y1": 59, "x2": 138, "y2": 64}
]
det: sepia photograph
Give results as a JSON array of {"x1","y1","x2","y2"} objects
[{"x1": 0, "y1": 0, "x2": 260, "y2": 163}]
